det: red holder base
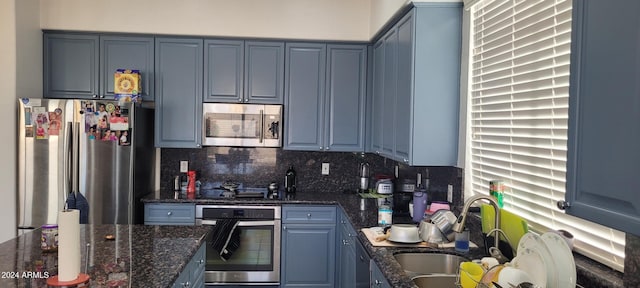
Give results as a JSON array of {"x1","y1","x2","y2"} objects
[{"x1": 46, "y1": 273, "x2": 90, "y2": 287}]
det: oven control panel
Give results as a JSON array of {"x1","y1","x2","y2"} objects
[{"x1": 200, "y1": 206, "x2": 277, "y2": 220}]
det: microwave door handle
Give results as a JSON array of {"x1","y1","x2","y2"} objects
[{"x1": 259, "y1": 109, "x2": 264, "y2": 144}]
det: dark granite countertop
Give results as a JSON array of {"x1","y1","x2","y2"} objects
[
  {"x1": 143, "y1": 190, "x2": 623, "y2": 288},
  {"x1": 0, "y1": 224, "x2": 211, "y2": 288}
]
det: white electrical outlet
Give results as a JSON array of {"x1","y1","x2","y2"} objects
[
  {"x1": 321, "y1": 163, "x2": 330, "y2": 175},
  {"x1": 447, "y1": 184, "x2": 453, "y2": 203},
  {"x1": 180, "y1": 161, "x2": 189, "y2": 173}
]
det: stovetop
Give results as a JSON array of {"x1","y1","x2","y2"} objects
[{"x1": 178, "y1": 187, "x2": 269, "y2": 200}]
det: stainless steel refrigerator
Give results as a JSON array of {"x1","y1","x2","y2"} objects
[{"x1": 17, "y1": 98, "x2": 155, "y2": 234}]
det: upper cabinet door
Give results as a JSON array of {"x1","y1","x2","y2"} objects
[
  {"x1": 154, "y1": 37, "x2": 203, "y2": 148},
  {"x1": 44, "y1": 33, "x2": 99, "y2": 99},
  {"x1": 245, "y1": 41, "x2": 285, "y2": 104},
  {"x1": 325, "y1": 44, "x2": 367, "y2": 152},
  {"x1": 394, "y1": 13, "x2": 414, "y2": 163},
  {"x1": 381, "y1": 28, "x2": 398, "y2": 157},
  {"x1": 370, "y1": 39, "x2": 385, "y2": 154},
  {"x1": 204, "y1": 39, "x2": 244, "y2": 103},
  {"x1": 284, "y1": 43, "x2": 326, "y2": 151},
  {"x1": 565, "y1": 0, "x2": 640, "y2": 235},
  {"x1": 100, "y1": 36, "x2": 155, "y2": 101}
]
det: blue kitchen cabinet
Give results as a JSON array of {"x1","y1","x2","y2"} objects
[
  {"x1": 204, "y1": 39, "x2": 244, "y2": 103},
  {"x1": 172, "y1": 242, "x2": 206, "y2": 288},
  {"x1": 355, "y1": 236, "x2": 371, "y2": 288},
  {"x1": 370, "y1": 39, "x2": 385, "y2": 154},
  {"x1": 281, "y1": 205, "x2": 336, "y2": 288},
  {"x1": 368, "y1": 3, "x2": 462, "y2": 166},
  {"x1": 44, "y1": 33, "x2": 99, "y2": 99},
  {"x1": 144, "y1": 203, "x2": 196, "y2": 225},
  {"x1": 244, "y1": 41, "x2": 285, "y2": 104},
  {"x1": 44, "y1": 33, "x2": 154, "y2": 101},
  {"x1": 337, "y1": 209, "x2": 357, "y2": 288},
  {"x1": 284, "y1": 43, "x2": 326, "y2": 151},
  {"x1": 564, "y1": 0, "x2": 640, "y2": 235},
  {"x1": 154, "y1": 37, "x2": 203, "y2": 148},
  {"x1": 284, "y1": 43, "x2": 367, "y2": 152},
  {"x1": 325, "y1": 44, "x2": 367, "y2": 152},
  {"x1": 100, "y1": 35, "x2": 154, "y2": 101},
  {"x1": 370, "y1": 260, "x2": 392, "y2": 288}
]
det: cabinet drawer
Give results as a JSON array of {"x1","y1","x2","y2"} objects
[
  {"x1": 144, "y1": 203, "x2": 195, "y2": 225},
  {"x1": 282, "y1": 205, "x2": 336, "y2": 224}
]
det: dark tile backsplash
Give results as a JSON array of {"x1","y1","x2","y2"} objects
[{"x1": 160, "y1": 147, "x2": 463, "y2": 206}]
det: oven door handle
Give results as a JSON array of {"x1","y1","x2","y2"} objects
[{"x1": 196, "y1": 219, "x2": 277, "y2": 226}]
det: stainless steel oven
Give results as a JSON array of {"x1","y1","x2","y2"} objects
[
  {"x1": 196, "y1": 205, "x2": 281, "y2": 286},
  {"x1": 202, "y1": 103, "x2": 282, "y2": 147}
]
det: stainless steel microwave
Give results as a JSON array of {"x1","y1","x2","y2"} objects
[{"x1": 202, "y1": 103, "x2": 282, "y2": 147}]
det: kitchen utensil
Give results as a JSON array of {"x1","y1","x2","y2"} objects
[
  {"x1": 412, "y1": 190, "x2": 427, "y2": 222},
  {"x1": 541, "y1": 231, "x2": 576, "y2": 288},
  {"x1": 268, "y1": 182, "x2": 279, "y2": 199},
  {"x1": 495, "y1": 267, "x2": 534, "y2": 288},
  {"x1": 284, "y1": 165, "x2": 296, "y2": 194},
  {"x1": 375, "y1": 179, "x2": 394, "y2": 195},
  {"x1": 418, "y1": 220, "x2": 444, "y2": 243},
  {"x1": 220, "y1": 181, "x2": 239, "y2": 192},
  {"x1": 481, "y1": 204, "x2": 528, "y2": 254},
  {"x1": 430, "y1": 209, "x2": 457, "y2": 236},
  {"x1": 359, "y1": 162, "x2": 370, "y2": 190},
  {"x1": 515, "y1": 233, "x2": 554, "y2": 287},
  {"x1": 387, "y1": 224, "x2": 421, "y2": 243},
  {"x1": 459, "y1": 261, "x2": 484, "y2": 288}
]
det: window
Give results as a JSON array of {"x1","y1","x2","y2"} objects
[{"x1": 464, "y1": 0, "x2": 625, "y2": 271}]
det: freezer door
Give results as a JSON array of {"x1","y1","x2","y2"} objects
[
  {"x1": 17, "y1": 98, "x2": 74, "y2": 230},
  {"x1": 78, "y1": 100, "x2": 134, "y2": 225}
]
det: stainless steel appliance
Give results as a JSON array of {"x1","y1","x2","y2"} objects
[
  {"x1": 196, "y1": 205, "x2": 281, "y2": 286},
  {"x1": 202, "y1": 103, "x2": 282, "y2": 147},
  {"x1": 17, "y1": 98, "x2": 155, "y2": 233}
]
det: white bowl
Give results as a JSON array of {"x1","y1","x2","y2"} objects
[
  {"x1": 387, "y1": 224, "x2": 421, "y2": 243},
  {"x1": 496, "y1": 266, "x2": 534, "y2": 288}
]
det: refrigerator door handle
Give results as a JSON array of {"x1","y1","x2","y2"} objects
[
  {"x1": 63, "y1": 121, "x2": 73, "y2": 205},
  {"x1": 71, "y1": 122, "x2": 80, "y2": 195}
]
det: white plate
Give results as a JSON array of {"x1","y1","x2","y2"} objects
[
  {"x1": 511, "y1": 247, "x2": 547, "y2": 288},
  {"x1": 542, "y1": 232, "x2": 576, "y2": 288},
  {"x1": 517, "y1": 232, "x2": 557, "y2": 287}
]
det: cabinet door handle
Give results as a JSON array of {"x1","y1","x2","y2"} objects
[
  {"x1": 244, "y1": 98, "x2": 249, "y2": 102},
  {"x1": 167, "y1": 211, "x2": 172, "y2": 216},
  {"x1": 374, "y1": 279, "x2": 382, "y2": 286},
  {"x1": 237, "y1": 98, "x2": 243, "y2": 102},
  {"x1": 307, "y1": 213, "x2": 312, "y2": 218},
  {"x1": 325, "y1": 146, "x2": 330, "y2": 150},
  {"x1": 319, "y1": 147, "x2": 323, "y2": 150},
  {"x1": 92, "y1": 95, "x2": 98, "y2": 98}
]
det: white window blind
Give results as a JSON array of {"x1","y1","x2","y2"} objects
[{"x1": 465, "y1": 0, "x2": 625, "y2": 272}]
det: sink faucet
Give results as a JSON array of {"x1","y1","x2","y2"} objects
[{"x1": 453, "y1": 194, "x2": 507, "y2": 262}]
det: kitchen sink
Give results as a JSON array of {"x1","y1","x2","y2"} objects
[
  {"x1": 412, "y1": 275, "x2": 459, "y2": 288},
  {"x1": 394, "y1": 252, "x2": 467, "y2": 275},
  {"x1": 393, "y1": 253, "x2": 468, "y2": 288}
]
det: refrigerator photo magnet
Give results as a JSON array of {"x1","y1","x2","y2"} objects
[
  {"x1": 48, "y1": 110, "x2": 62, "y2": 136},
  {"x1": 118, "y1": 129, "x2": 131, "y2": 146},
  {"x1": 32, "y1": 107, "x2": 49, "y2": 140},
  {"x1": 109, "y1": 106, "x2": 129, "y2": 131}
]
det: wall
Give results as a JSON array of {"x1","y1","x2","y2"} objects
[
  {"x1": 40, "y1": 0, "x2": 371, "y2": 41},
  {"x1": 0, "y1": 0, "x2": 18, "y2": 243},
  {"x1": 0, "y1": 0, "x2": 41, "y2": 243}
]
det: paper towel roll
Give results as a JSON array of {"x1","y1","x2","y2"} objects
[{"x1": 58, "y1": 209, "x2": 80, "y2": 282}]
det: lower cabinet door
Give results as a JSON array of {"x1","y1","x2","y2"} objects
[
  {"x1": 370, "y1": 260, "x2": 392, "y2": 288},
  {"x1": 281, "y1": 223, "x2": 336, "y2": 287}
]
